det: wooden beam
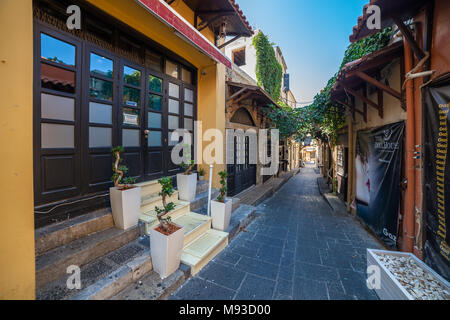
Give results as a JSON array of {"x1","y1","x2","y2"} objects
[
  {"x1": 336, "y1": 99, "x2": 364, "y2": 117},
  {"x1": 354, "y1": 71, "x2": 402, "y2": 100},
  {"x1": 198, "y1": 13, "x2": 236, "y2": 32},
  {"x1": 342, "y1": 84, "x2": 380, "y2": 111},
  {"x1": 393, "y1": 17, "x2": 426, "y2": 61},
  {"x1": 362, "y1": 84, "x2": 368, "y2": 123},
  {"x1": 377, "y1": 88, "x2": 384, "y2": 119},
  {"x1": 218, "y1": 35, "x2": 241, "y2": 49},
  {"x1": 227, "y1": 87, "x2": 247, "y2": 102},
  {"x1": 229, "y1": 91, "x2": 253, "y2": 105}
]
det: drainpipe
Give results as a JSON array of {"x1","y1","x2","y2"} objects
[
  {"x1": 347, "y1": 117, "x2": 354, "y2": 213},
  {"x1": 402, "y1": 38, "x2": 416, "y2": 253}
]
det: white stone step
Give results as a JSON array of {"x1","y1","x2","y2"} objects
[
  {"x1": 172, "y1": 212, "x2": 212, "y2": 247},
  {"x1": 140, "y1": 191, "x2": 179, "y2": 214},
  {"x1": 140, "y1": 201, "x2": 190, "y2": 235},
  {"x1": 181, "y1": 229, "x2": 229, "y2": 276},
  {"x1": 136, "y1": 179, "x2": 163, "y2": 198}
]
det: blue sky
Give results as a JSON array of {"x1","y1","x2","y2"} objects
[{"x1": 236, "y1": 0, "x2": 368, "y2": 105}]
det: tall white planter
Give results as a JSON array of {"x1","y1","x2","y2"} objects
[
  {"x1": 211, "y1": 199, "x2": 232, "y2": 231},
  {"x1": 150, "y1": 224, "x2": 185, "y2": 279},
  {"x1": 177, "y1": 173, "x2": 197, "y2": 201},
  {"x1": 109, "y1": 186, "x2": 141, "y2": 230}
]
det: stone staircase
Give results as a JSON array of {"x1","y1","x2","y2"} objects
[
  {"x1": 138, "y1": 179, "x2": 229, "y2": 276},
  {"x1": 35, "y1": 178, "x2": 229, "y2": 300},
  {"x1": 35, "y1": 209, "x2": 147, "y2": 300}
]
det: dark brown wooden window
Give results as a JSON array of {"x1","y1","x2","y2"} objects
[{"x1": 33, "y1": 4, "x2": 197, "y2": 206}]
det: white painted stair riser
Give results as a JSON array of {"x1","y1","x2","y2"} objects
[
  {"x1": 177, "y1": 173, "x2": 197, "y2": 201},
  {"x1": 211, "y1": 199, "x2": 232, "y2": 231},
  {"x1": 110, "y1": 186, "x2": 141, "y2": 230},
  {"x1": 150, "y1": 224, "x2": 185, "y2": 279}
]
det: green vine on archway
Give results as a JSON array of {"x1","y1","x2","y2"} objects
[{"x1": 253, "y1": 32, "x2": 283, "y2": 101}]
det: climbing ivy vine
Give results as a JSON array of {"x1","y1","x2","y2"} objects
[{"x1": 253, "y1": 31, "x2": 283, "y2": 101}]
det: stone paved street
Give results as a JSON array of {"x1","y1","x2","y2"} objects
[{"x1": 170, "y1": 167, "x2": 385, "y2": 300}]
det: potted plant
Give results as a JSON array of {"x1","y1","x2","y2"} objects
[
  {"x1": 177, "y1": 145, "x2": 197, "y2": 201},
  {"x1": 211, "y1": 171, "x2": 232, "y2": 231},
  {"x1": 109, "y1": 146, "x2": 141, "y2": 230},
  {"x1": 198, "y1": 168, "x2": 205, "y2": 181},
  {"x1": 150, "y1": 177, "x2": 185, "y2": 279}
]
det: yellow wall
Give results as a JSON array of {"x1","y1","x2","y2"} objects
[
  {"x1": 0, "y1": 0, "x2": 35, "y2": 299},
  {"x1": 197, "y1": 64, "x2": 227, "y2": 187}
]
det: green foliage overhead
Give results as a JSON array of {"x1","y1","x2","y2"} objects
[
  {"x1": 253, "y1": 32, "x2": 283, "y2": 101},
  {"x1": 263, "y1": 28, "x2": 393, "y2": 146},
  {"x1": 306, "y1": 27, "x2": 394, "y2": 145}
]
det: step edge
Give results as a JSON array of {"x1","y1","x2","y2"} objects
[
  {"x1": 70, "y1": 252, "x2": 152, "y2": 300},
  {"x1": 36, "y1": 226, "x2": 139, "y2": 279},
  {"x1": 35, "y1": 208, "x2": 112, "y2": 240},
  {"x1": 182, "y1": 230, "x2": 228, "y2": 261}
]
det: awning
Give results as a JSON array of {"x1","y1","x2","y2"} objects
[
  {"x1": 227, "y1": 81, "x2": 281, "y2": 108},
  {"x1": 349, "y1": 0, "x2": 429, "y2": 43},
  {"x1": 136, "y1": 0, "x2": 233, "y2": 69},
  {"x1": 331, "y1": 41, "x2": 404, "y2": 121},
  {"x1": 182, "y1": 0, "x2": 253, "y2": 37}
]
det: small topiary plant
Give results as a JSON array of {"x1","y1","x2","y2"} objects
[
  {"x1": 216, "y1": 171, "x2": 228, "y2": 203},
  {"x1": 198, "y1": 168, "x2": 205, "y2": 177},
  {"x1": 111, "y1": 146, "x2": 135, "y2": 190},
  {"x1": 180, "y1": 143, "x2": 195, "y2": 175},
  {"x1": 154, "y1": 177, "x2": 176, "y2": 233},
  {"x1": 180, "y1": 160, "x2": 195, "y2": 175}
]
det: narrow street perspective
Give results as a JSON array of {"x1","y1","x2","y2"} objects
[{"x1": 170, "y1": 166, "x2": 383, "y2": 300}]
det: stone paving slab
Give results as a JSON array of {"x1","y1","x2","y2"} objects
[{"x1": 170, "y1": 167, "x2": 383, "y2": 300}]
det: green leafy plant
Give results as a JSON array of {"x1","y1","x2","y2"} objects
[
  {"x1": 253, "y1": 31, "x2": 283, "y2": 101},
  {"x1": 198, "y1": 168, "x2": 205, "y2": 177},
  {"x1": 180, "y1": 160, "x2": 195, "y2": 175},
  {"x1": 154, "y1": 177, "x2": 176, "y2": 233},
  {"x1": 216, "y1": 171, "x2": 228, "y2": 203}
]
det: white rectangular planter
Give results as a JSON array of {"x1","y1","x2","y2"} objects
[
  {"x1": 177, "y1": 173, "x2": 197, "y2": 202},
  {"x1": 367, "y1": 249, "x2": 450, "y2": 300},
  {"x1": 150, "y1": 224, "x2": 185, "y2": 279},
  {"x1": 211, "y1": 199, "x2": 232, "y2": 231},
  {"x1": 109, "y1": 186, "x2": 141, "y2": 230}
]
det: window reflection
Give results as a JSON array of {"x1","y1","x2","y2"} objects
[
  {"x1": 148, "y1": 94, "x2": 162, "y2": 111},
  {"x1": 124, "y1": 66, "x2": 141, "y2": 86},
  {"x1": 123, "y1": 87, "x2": 140, "y2": 107},
  {"x1": 90, "y1": 53, "x2": 113, "y2": 78},
  {"x1": 90, "y1": 77, "x2": 113, "y2": 101},
  {"x1": 149, "y1": 75, "x2": 162, "y2": 93},
  {"x1": 41, "y1": 33, "x2": 76, "y2": 66},
  {"x1": 41, "y1": 63, "x2": 75, "y2": 94}
]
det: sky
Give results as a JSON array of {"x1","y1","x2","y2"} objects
[{"x1": 236, "y1": 0, "x2": 368, "y2": 105}]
